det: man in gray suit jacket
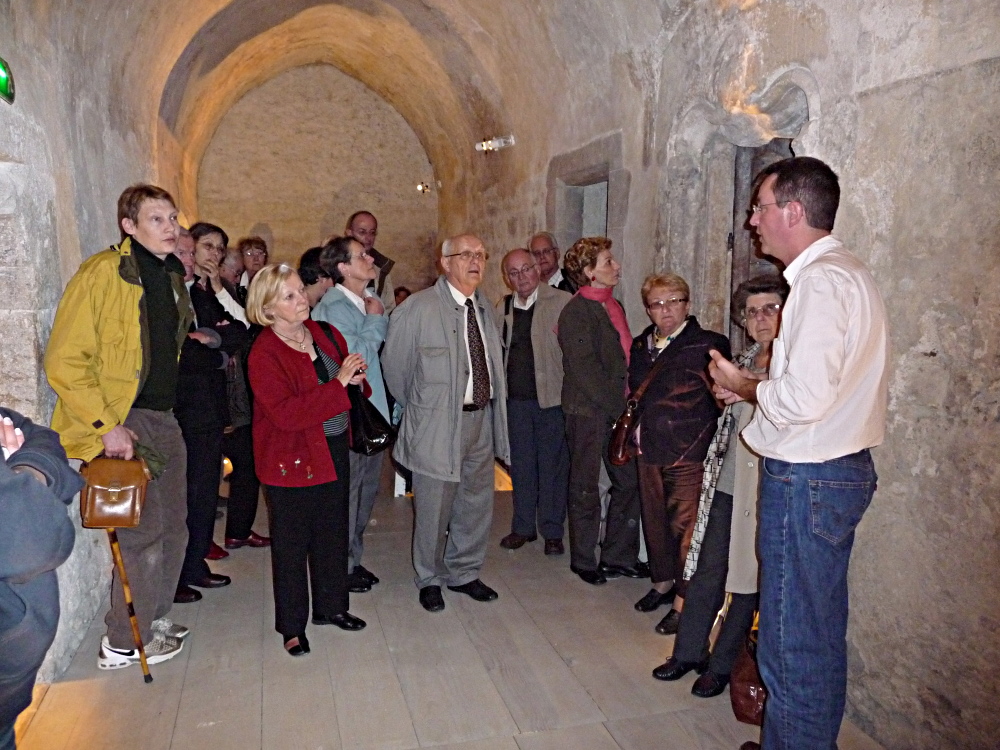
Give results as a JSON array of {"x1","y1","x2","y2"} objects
[
  {"x1": 382, "y1": 234, "x2": 510, "y2": 613},
  {"x1": 495, "y1": 249, "x2": 572, "y2": 556}
]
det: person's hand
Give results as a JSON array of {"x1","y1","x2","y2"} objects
[
  {"x1": 364, "y1": 295, "x2": 385, "y2": 316},
  {"x1": 188, "y1": 331, "x2": 213, "y2": 345},
  {"x1": 101, "y1": 424, "x2": 139, "y2": 460},
  {"x1": 1, "y1": 416, "x2": 25, "y2": 458},
  {"x1": 198, "y1": 257, "x2": 223, "y2": 293},
  {"x1": 708, "y1": 350, "x2": 754, "y2": 405},
  {"x1": 336, "y1": 353, "x2": 368, "y2": 387}
]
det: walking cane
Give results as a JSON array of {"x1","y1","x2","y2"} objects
[{"x1": 106, "y1": 529, "x2": 153, "y2": 683}]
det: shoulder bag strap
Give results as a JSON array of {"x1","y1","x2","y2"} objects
[
  {"x1": 315, "y1": 320, "x2": 345, "y2": 359},
  {"x1": 629, "y1": 340, "x2": 673, "y2": 402}
]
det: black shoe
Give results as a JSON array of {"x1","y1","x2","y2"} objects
[
  {"x1": 284, "y1": 634, "x2": 310, "y2": 657},
  {"x1": 190, "y1": 573, "x2": 231, "y2": 589},
  {"x1": 544, "y1": 539, "x2": 565, "y2": 556},
  {"x1": 173, "y1": 585, "x2": 202, "y2": 604},
  {"x1": 570, "y1": 565, "x2": 607, "y2": 585},
  {"x1": 655, "y1": 609, "x2": 682, "y2": 635},
  {"x1": 312, "y1": 612, "x2": 366, "y2": 631},
  {"x1": 651, "y1": 656, "x2": 707, "y2": 681},
  {"x1": 691, "y1": 670, "x2": 729, "y2": 698},
  {"x1": 419, "y1": 585, "x2": 445, "y2": 612},
  {"x1": 634, "y1": 560, "x2": 651, "y2": 578},
  {"x1": 598, "y1": 562, "x2": 645, "y2": 579},
  {"x1": 634, "y1": 585, "x2": 677, "y2": 613},
  {"x1": 447, "y1": 579, "x2": 498, "y2": 602},
  {"x1": 353, "y1": 565, "x2": 380, "y2": 585},
  {"x1": 347, "y1": 572, "x2": 372, "y2": 593}
]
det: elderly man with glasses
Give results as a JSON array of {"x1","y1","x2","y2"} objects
[
  {"x1": 382, "y1": 234, "x2": 510, "y2": 613},
  {"x1": 528, "y1": 232, "x2": 576, "y2": 293},
  {"x1": 494, "y1": 248, "x2": 573, "y2": 556}
]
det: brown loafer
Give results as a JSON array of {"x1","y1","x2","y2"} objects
[
  {"x1": 500, "y1": 532, "x2": 537, "y2": 550},
  {"x1": 225, "y1": 531, "x2": 271, "y2": 549},
  {"x1": 205, "y1": 542, "x2": 229, "y2": 560},
  {"x1": 544, "y1": 539, "x2": 564, "y2": 556}
]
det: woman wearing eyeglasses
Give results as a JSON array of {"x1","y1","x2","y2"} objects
[
  {"x1": 557, "y1": 237, "x2": 642, "y2": 585},
  {"x1": 652, "y1": 274, "x2": 788, "y2": 697},
  {"x1": 628, "y1": 274, "x2": 731, "y2": 635}
]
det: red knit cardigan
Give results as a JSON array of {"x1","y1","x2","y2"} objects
[{"x1": 249, "y1": 319, "x2": 369, "y2": 487}]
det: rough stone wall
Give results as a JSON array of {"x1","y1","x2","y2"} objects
[{"x1": 198, "y1": 64, "x2": 439, "y2": 290}]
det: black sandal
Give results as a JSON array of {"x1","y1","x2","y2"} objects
[{"x1": 284, "y1": 634, "x2": 310, "y2": 656}]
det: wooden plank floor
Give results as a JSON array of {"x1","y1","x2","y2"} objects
[{"x1": 19, "y1": 470, "x2": 883, "y2": 750}]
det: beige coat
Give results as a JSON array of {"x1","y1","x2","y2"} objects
[{"x1": 726, "y1": 401, "x2": 761, "y2": 594}]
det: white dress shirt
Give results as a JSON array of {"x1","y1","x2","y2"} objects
[
  {"x1": 337, "y1": 283, "x2": 368, "y2": 314},
  {"x1": 547, "y1": 268, "x2": 566, "y2": 288},
  {"x1": 743, "y1": 235, "x2": 889, "y2": 463},
  {"x1": 513, "y1": 287, "x2": 539, "y2": 310},
  {"x1": 447, "y1": 282, "x2": 495, "y2": 405}
]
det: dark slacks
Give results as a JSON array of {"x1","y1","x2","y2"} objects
[
  {"x1": 672, "y1": 491, "x2": 758, "y2": 675},
  {"x1": 178, "y1": 426, "x2": 223, "y2": 585},
  {"x1": 564, "y1": 413, "x2": 640, "y2": 571},
  {"x1": 507, "y1": 399, "x2": 569, "y2": 540},
  {"x1": 265, "y1": 433, "x2": 350, "y2": 639},
  {"x1": 223, "y1": 424, "x2": 263, "y2": 541},
  {"x1": 106, "y1": 408, "x2": 188, "y2": 647},
  {"x1": 637, "y1": 460, "x2": 704, "y2": 595}
]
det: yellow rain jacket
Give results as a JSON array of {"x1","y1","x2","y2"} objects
[{"x1": 45, "y1": 237, "x2": 194, "y2": 461}]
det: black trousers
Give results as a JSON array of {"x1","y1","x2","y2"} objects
[
  {"x1": 266, "y1": 433, "x2": 350, "y2": 639},
  {"x1": 672, "y1": 490, "x2": 758, "y2": 675},
  {"x1": 564, "y1": 413, "x2": 640, "y2": 571},
  {"x1": 178, "y1": 426, "x2": 223, "y2": 586},
  {"x1": 223, "y1": 424, "x2": 262, "y2": 541}
]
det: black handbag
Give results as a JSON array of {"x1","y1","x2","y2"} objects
[{"x1": 317, "y1": 321, "x2": 395, "y2": 455}]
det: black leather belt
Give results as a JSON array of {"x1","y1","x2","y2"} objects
[{"x1": 462, "y1": 404, "x2": 483, "y2": 412}]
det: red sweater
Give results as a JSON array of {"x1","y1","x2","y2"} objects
[{"x1": 249, "y1": 319, "x2": 368, "y2": 487}]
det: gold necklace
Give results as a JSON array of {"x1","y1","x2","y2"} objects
[{"x1": 275, "y1": 327, "x2": 309, "y2": 350}]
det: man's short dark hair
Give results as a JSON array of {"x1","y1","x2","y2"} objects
[
  {"x1": 319, "y1": 236, "x2": 358, "y2": 284},
  {"x1": 732, "y1": 274, "x2": 791, "y2": 322},
  {"x1": 189, "y1": 222, "x2": 229, "y2": 249},
  {"x1": 297, "y1": 246, "x2": 328, "y2": 286},
  {"x1": 755, "y1": 156, "x2": 840, "y2": 232},
  {"x1": 117, "y1": 184, "x2": 175, "y2": 240},
  {"x1": 345, "y1": 211, "x2": 376, "y2": 230}
]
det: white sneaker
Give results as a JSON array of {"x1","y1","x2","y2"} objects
[
  {"x1": 152, "y1": 617, "x2": 190, "y2": 640},
  {"x1": 98, "y1": 633, "x2": 183, "y2": 670}
]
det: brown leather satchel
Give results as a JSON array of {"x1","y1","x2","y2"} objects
[
  {"x1": 79, "y1": 456, "x2": 152, "y2": 529},
  {"x1": 730, "y1": 613, "x2": 767, "y2": 725},
  {"x1": 608, "y1": 351, "x2": 671, "y2": 466}
]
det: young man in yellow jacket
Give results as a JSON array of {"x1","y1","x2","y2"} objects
[{"x1": 45, "y1": 184, "x2": 196, "y2": 669}]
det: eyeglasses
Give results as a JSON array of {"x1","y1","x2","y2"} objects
[
  {"x1": 645, "y1": 298, "x2": 688, "y2": 311},
  {"x1": 444, "y1": 251, "x2": 490, "y2": 263},
  {"x1": 506, "y1": 264, "x2": 536, "y2": 279},
  {"x1": 243, "y1": 249, "x2": 267, "y2": 258},
  {"x1": 530, "y1": 247, "x2": 556, "y2": 258},
  {"x1": 751, "y1": 201, "x2": 790, "y2": 214},
  {"x1": 351, "y1": 251, "x2": 372, "y2": 262},
  {"x1": 742, "y1": 302, "x2": 782, "y2": 319},
  {"x1": 197, "y1": 241, "x2": 226, "y2": 253}
]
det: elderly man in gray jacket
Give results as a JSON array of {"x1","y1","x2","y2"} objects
[
  {"x1": 382, "y1": 234, "x2": 510, "y2": 613},
  {"x1": 495, "y1": 249, "x2": 572, "y2": 556}
]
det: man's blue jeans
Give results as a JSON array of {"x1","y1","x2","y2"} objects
[{"x1": 757, "y1": 449, "x2": 876, "y2": 750}]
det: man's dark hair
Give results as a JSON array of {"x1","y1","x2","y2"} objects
[
  {"x1": 345, "y1": 210, "x2": 376, "y2": 230},
  {"x1": 297, "y1": 246, "x2": 328, "y2": 286},
  {"x1": 732, "y1": 274, "x2": 791, "y2": 322},
  {"x1": 319, "y1": 236, "x2": 358, "y2": 284},
  {"x1": 755, "y1": 156, "x2": 840, "y2": 231},
  {"x1": 117, "y1": 184, "x2": 175, "y2": 240},
  {"x1": 189, "y1": 221, "x2": 229, "y2": 249}
]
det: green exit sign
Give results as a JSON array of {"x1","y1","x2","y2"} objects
[{"x1": 0, "y1": 56, "x2": 14, "y2": 104}]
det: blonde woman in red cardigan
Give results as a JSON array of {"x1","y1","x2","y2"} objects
[{"x1": 247, "y1": 264, "x2": 369, "y2": 657}]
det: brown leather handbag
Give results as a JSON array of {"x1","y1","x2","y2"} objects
[
  {"x1": 79, "y1": 456, "x2": 152, "y2": 529},
  {"x1": 609, "y1": 352, "x2": 671, "y2": 466},
  {"x1": 730, "y1": 612, "x2": 767, "y2": 725}
]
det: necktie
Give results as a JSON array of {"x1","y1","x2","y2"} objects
[{"x1": 465, "y1": 299, "x2": 490, "y2": 408}]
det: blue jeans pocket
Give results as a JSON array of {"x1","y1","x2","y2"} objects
[{"x1": 808, "y1": 479, "x2": 873, "y2": 544}]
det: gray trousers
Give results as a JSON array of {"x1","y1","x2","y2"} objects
[
  {"x1": 106, "y1": 408, "x2": 188, "y2": 647},
  {"x1": 411, "y1": 408, "x2": 494, "y2": 589},
  {"x1": 347, "y1": 449, "x2": 385, "y2": 571}
]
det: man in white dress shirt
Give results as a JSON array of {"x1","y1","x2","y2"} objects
[{"x1": 709, "y1": 156, "x2": 889, "y2": 750}]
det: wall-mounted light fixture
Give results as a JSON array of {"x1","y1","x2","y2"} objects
[
  {"x1": 416, "y1": 182, "x2": 432, "y2": 193},
  {"x1": 0, "y1": 56, "x2": 14, "y2": 104},
  {"x1": 475, "y1": 134, "x2": 515, "y2": 153}
]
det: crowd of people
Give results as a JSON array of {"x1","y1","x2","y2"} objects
[{"x1": 1, "y1": 155, "x2": 889, "y2": 750}]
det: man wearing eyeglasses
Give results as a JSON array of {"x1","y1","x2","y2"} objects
[
  {"x1": 345, "y1": 211, "x2": 398, "y2": 313},
  {"x1": 494, "y1": 249, "x2": 572, "y2": 556},
  {"x1": 528, "y1": 232, "x2": 576, "y2": 293},
  {"x1": 382, "y1": 234, "x2": 510, "y2": 613},
  {"x1": 708, "y1": 157, "x2": 889, "y2": 750}
]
